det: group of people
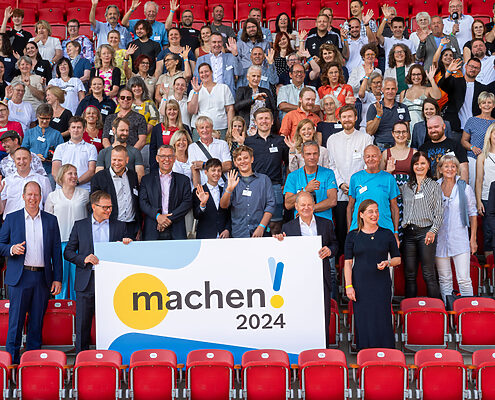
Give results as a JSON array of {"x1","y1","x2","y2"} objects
[{"x1": 0, "y1": 0, "x2": 493, "y2": 359}]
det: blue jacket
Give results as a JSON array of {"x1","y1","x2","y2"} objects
[{"x1": 194, "y1": 53, "x2": 242, "y2": 97}]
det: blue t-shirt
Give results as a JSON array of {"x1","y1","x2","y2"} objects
[
  {"x1": 348, "y1": 170, "x2": 400, "y2": 231},
  {"x1": 23, "y1": 126, "x2": 64, "y2": 175},
  {"x1": 283, "y1": 166, "x2": 338, "y2": 221}
]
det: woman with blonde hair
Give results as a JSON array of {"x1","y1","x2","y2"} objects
[
  {"x1": 45, "y1": 85, "x2": 72, "y2": 139},
  {"x1": 225, "y1": 116, "x2": 247, "y2": 156},
  {"x1": 285, "y1": 119, "x2": 330, "y2": 172},
  {"x1": 90, "y1": 44, "x2": 121, "y2": 98},
  {"x1": 170, "y1": 129, "x2": 194, "y2": 186},
  {"x1": 31, "y1": 19, "x2": 62, "y2": 65}
]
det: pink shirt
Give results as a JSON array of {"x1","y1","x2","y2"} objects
[{"x1": 160, "y1": 171, "x2": 172, "y2": 214}]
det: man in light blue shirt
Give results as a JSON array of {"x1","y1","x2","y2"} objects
[
  {"x1": 237, "y1": 8, "x2": 273, "y2": 44},
  {"x1": 89, "y1": 0, "x2": 133, "y2": 48},
  {"x1": 236, "y1": 46, "x2": 278, "y2": 90},
  {"x1": 237, "y1": 18, "x2": 271, "y2": 70},
  {"x1": 121, "y1": 0, "x2": 168, "y2": 48}
]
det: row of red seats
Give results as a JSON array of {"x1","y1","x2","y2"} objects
[{"x1": 2, "y1": 347, "x2": 495, "y2": 399}]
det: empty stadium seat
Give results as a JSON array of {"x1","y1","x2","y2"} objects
[
  {"x1": 354, "y1": 348, "x2": 410, "y2": 400},
  {"x1": 413, "y1": 349, "x2": 468, "y2": 400},
  {"x1": 185, "y1": 349, "x2": 235, "y2": 399},
  {"x1": 41, "y1": 299, "x2": 76, "y2": 350},
  {"x1": 236, "y1": 0, "x2": 263, "y2": 24},
  {"x1": 399, "y1": 297, "x2": 450, "y2": 351},
  {"x1": 320, "y1": 0, "x2": 349, "y2": 22},
  {"x1": 294, "y1": 0, "x2": 320, "y2": 30},
  {"x1": 298, "y1": 349, "x2": 350, "y2": 399},
  {"x1": 453, "y1": 297, "x2": 495, "y2": 352},
  {"x1": 0, "y1": 351, "x2": 11, "y2": 400},
  {"x1": 329, "y1": 298, "x2": 342, "y2": 348},
  {"x1": 15, "y1": 350, "x2": 67, "y2": 400},
  {"x1": 0, "y1": 301, "x2": 9, "y2": 348},
  {"x1": 241, "y1": 349, "x2": 290, "y2": 399},
  {"x1": 472, "y1": 349, "x2": 495, "y2": 400},
  {"x1": 66, "y1": 7, "x2": 91, "y2": 24},
  {"x1": 127, "y1": 349, "x2": 178, "y2": 400},
  {"x1": 71, "y1": 350, "x2": 124, "y2": 400}
]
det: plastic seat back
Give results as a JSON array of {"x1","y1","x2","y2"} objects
[
  {"x1": 329, "y1": 299, "x2": 340, "y2": 347},
  {"x1": 453, "y1": 298, "x2": 495, "y2": 348},
  {"x1": 41, "y1": 300, "x2": 76, "y2": 348},
  {"x1": 18, "y1": 350, "x2": 66, "y2": 400},
  {"x1": 186, "y1": 349, "x2": 234, "y2": 399},
  {"x1": 129, "y1": 349, "x2": 177, "y2": 400},
  {"x1": 242, "y1": 349, "x2": 290, "y2": 400},
  {"x1": 298, "y1": 349, "x2": 347, "y2": 399},
  {"x1": 0, "y1": 351, "x2": 10, "y2": 400},
  {"x1": 473, "y1": 350, "x2": 495, "y2": 400},
  {"x1": 0, "y1": 301, "x2": 10, "y2": 347}
]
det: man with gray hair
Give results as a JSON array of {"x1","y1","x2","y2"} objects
[
  {"x1": 236, "y1": 47, "x2": 278, "y2": 90},
  {"x1": 5, "y1": 82, "x2": 35, "y2": 132},
  {"x1": 89, "y1": 0, "x2": 132, "y2": 48},
  {"x1": 122, "y1": 0, "x2": 168, "y2": 48}
]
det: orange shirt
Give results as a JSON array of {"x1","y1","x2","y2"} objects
[
  {"x1": 279, "y1": 108, "x2": 322, "y2": 140},
  {"x1": 317, "y1": 83, "x2": 354, "y2": 115}
]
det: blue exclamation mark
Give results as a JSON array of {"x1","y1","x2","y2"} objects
[{"x1": 268, "y1": 257, "x2": 285, "y2": 308}]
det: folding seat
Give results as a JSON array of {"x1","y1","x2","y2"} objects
[
  {"x1": 320, "y1": 0, "x2": 349, "y2": 24},
  {"x1": 0, "y1": 301, "x2": 10, "y2": 348},
  {"x1": 353, "y1": 348, "x2": 410, "y2": 400},
  {"x1": 209, "y1": 1, "x2": 235, "y2": 24},
  {"x1": 411, "y1": 0, "x2": 438, "y2": 29},
  {"x1": 328, "y1": 298, "x2": 342, "y2": 348},
  {"x1": 0, "y1": 351, "x2": 11, "y2": 400},
  {"x1": 383, "y1": 0, "x2": 410, "y2": 20},
  {"x1": 362, "y1": 0, "x2": 380, "y2": 18},
  {"x1": 38, "y1": 6, "x2": 66, "y2": 30},
  {"x1": 236, "y1": 1, "x2": 263, "y2": 25},
  {"x1": 487, "y1": 253, "x2": 495, "y2": 294},
  {"x1": 453, "y1": 297, "x2": 495, "y2": 352},
  {"x1": 265, "y1": 1, "x2": 293, "y2": 32},
  {"x1": 471, "y1": 349, "x2": 495, "y2": 400},
  {"x1": 298, "y1": 349, "x2": 351, "y2": 399},
  {"x1": 15, "y1": 350, "x2": 67, "y2": 400},
  {"x1": 19, "y1": 8, "x2": 38, "y2": 26},
  {"x1": 41, "y1": 299, "x2": 76, "y2": 350},
  {"x1": 241, "y1": 349, "x2": 290, "y2": 400},
  {"x1": 392, "y1": 263, "x2": 428, "y2": 299},
  {"x1": 399, "y1": 297, "x2": 450, "y2": 351},
  {"x1": 181, "y1": 0, "x2": 207, "y2": 21},
  {"x1": 66, "y1": 7, "x2": 91, "y2": 24},
  {"x1": 413, "y1": 349, "x2": 469, "y2": 400},
  {"x1": 157, "y1": 3, "x2": 172, "y2": 23},
  {"x1": 185, "y1": 349, "x2": 235, "y2": 399},
  {"x1": 438, "y1": 0, "x2": 467, "y2": 16},
  {"x1": 71, "y1": 350, "x2": 124, "y2": 400},
  {"x1": 294, "y1": 1, "x2": 320, "y2": 31},
  {"x1": 127, "y1": 349, "x2": 178, "y2": 400}
]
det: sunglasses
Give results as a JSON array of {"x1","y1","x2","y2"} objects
[{"x1": 119, "y1": 96, "x2": 132, "y2": 101}]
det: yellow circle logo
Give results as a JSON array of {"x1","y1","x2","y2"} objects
[{"x1": 113, "y1": 273, "x2": 169, "y2": 330}]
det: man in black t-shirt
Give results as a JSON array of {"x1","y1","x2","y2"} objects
[
  {"x1": 419, "y1": 115, "x2": 469, "y2": 182},
  {"x1": 178, "y1": 10, "x2": 200, "y2": 52},
  {"x1": 305, "y1": 14, "x2": 343, "y2": 57},
  {"x1": 0, "y1": 7, "x2": 32, "y2": 55}
]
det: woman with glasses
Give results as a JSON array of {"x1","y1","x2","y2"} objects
[
  {"x1": 155, "y1": 51, "x2": 191, "y2": 104},
  {"x1": 348, "y1": 43, "x2": 381, "y2": 95},
  {"x1": 154, "y1": 27, "x2": 196, "y2": 77},
  {"x1": 132, "y1": 54, "x2": 157, "y2": 100},
  {"x1": 317, "y1": 62, "x2": 354, "y2": 117},
  {"x1": 384, "y1": 43, "x2": 413, "y2": 97}
]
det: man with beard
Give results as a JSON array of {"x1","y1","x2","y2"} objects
[
  {"x1": 470, "y1": 39, "x2": 495, "y2": 85},
  {"x1": 165, "y1": 0, "x2": 200, "y2": 51},
  {"x1": 343, "y1": 16, "x2": 376, "y2": 72},
  {"x1": 89, "y1": 0, "x2": 132, "y2": 48},
  {"x1": 210, "y1": 4, "x2": 236, "y2": 43},
  {"x1": 237, "y1": 18, "x2": 270, "y2": 70},
  {"x1": 305, "y1": 14, "x2": 343, "y2": 57}
]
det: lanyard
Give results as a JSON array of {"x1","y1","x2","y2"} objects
[{"x1": 304, "y1": 166, "x2": 318, "y2": 184}]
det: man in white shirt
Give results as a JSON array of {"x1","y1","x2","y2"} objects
[
  {"x1": 327, "y1": 105, "x2": 373, "y2": 255},
  {"x1": 344, "y1": 16, "x2": 376, "y2": 73},
  {"x1": 377, "y1": 6, "x2": 416, "y2": 62},
  {"x1": 442, "y1": 0, "x2": 474, "y2": 49},
  {"x1": 52, "y1": 116, "x2": 97, "y2": 191},
  {"x1": 0, "y1": 147, "x2": 52, "y2": 217},
  {"x1": 470, "y1": 39, "x2": 495, "y2": 85},
  {"x1": 0, "y1": 130, "x2": 46, "y2": 178},
  {"x1": 188, "y1": 116, "x2": 232, "y2": 187}
]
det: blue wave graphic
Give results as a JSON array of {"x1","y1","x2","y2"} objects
[
  {"x1": 94, "y1": 240, "x2": 202, "y2": 269},
  {"x1": 108, "y1": 332, "x2": 298, "y2": 364}
]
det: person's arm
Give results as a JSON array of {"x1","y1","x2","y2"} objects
[
  {"x1": 366, "y1": 102, "x2": 382, "y2": 135},
  {"x1": 135, "y1": 165, "x2": 144, "y2": 183},
  {"x1": 89, "y1": 0, "x2": 98, "y2": 28},
  {"x1": 344, "y1": 258, "x2": 356, "y2": 301},
  {"x1": 376, "y1": 5, "x2": 391, "y2": 46},
  {"x1": 424, "y1": 65, "x2": 442, "y2": 99},
  {"x1": 461, "y1": 130, "x2": 472, "y2": 152},
  {"x1": 390, "y1": 196, "x2": 400, "y2": 245},
  {"x1": 52, "y1": 160, "x2": 62, "y2": 180},
  {"x1": 78, "y1": 160, "x2": 96, "y2": 185},
  {"x1": 346, "y1": 196, "x2": 355, "y2": 232},
  {"x1": 475, "y1": 155, "x2": 485, "y2": 215},
  {"x1": 0, "y1": 7, "x2": 12, "y2": 34},
  {"x1": 52, "y1": 47, "x2": 63, "y2": 64},
  {"x1": 187, "y1": 78, "x2": 201, "y2": 115},
  {"x1": 364, "y1": 10, "x2": 376, "y2": 43},
  {"x1": 487, "y1": 182, "x2": 495, "y2": 232},
  {"x1": 278, "y1": 102, "x2": 298, "y2": 113},
  {"x1": 63, "y1": 223, "x2": 87, "y2": 267},
  {"x1": 470, "y1": 212, "x2": 478, "y2": 254},
  {"x1": 182, "y1": 47, "x2": 193, "y2": 81},
  {"x1": 27, "y1": 80, "x2": 45, "y2": 101},
  {"x1": 95, "y1": 166, "x2": 104, "y2": 173},
  {"x1": 314, "y1": 187, "x2": 337, "y2": 213},
  {"x1": 122, "y1": 0, "x2": 140, "y2": 28},
  {"x1": 219, "y1": 170, "x2": 239, "y2": 209},
  {"x1": 165, "y1": 0, "x2": 178, "y2": 31},
  {"x1": 459, "y1": 162, "x2": 469, "y2": 183},
  {"x1": 134, "y1": 134, "x2": 146, "y2": 151},
  {"x1": 284, "y1": 191, "x2": 297, "y2": 210},
  {"x1": 225, "y1": 104, "x2": 234, "y2": 128}
]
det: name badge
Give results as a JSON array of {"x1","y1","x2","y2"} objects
[
  {"x1": 37, "y1": 136, "x2": 46, "y2": 142},
  {"x1": 242, "y1": 189, "x2": 252, "y2": 197},
  {"x1": 226, "y1": 65, "x2": 233, "y2": 71},
  {"x1": 446, "y1": 151, "x2": 455, "y2": 156},
  {"x1": 359, "y1": 186, "x2": 367, "y2": 194},
  {"x1": 109, "y1": 129, "x2": 114, "y2": 136},
  {"x1": 4, "y1": 58, "x2": 11, "y2": 62},
  {"x1": 221, "y1": 32, "x2": 226, "y2": 37},
  {"x1": 397, "y1": 108, "x2": 406, "y2": 113},
  {"x1": 101, "y1": 109, "x2": 109, "y2": 115},
  {"x1": 135, "y1": 106, "x2": 143, "y2": 110},
  {"x1": 334, "y1": 123, "x2": 342, "y2": 128},
  {"x1": 93, "y1": 137, "x2": 101, "y2": 143},
  {"x1": 153, "y1": 36, "x2": 161, "y2": 41},
  {"x1": 189, "y1": 29, "x2": 196, "y2": 33},
  {"x1": 269, "y1": 146, "x2": 278, "y2": 153},
  {"x1": 0, "y1": 128, "x2": 6, "y2": 132},
  {"x1": 163, "y1": 130, "x2": 171, "y2": 136},
  {"x1": 36, "y1": 66, "x2": 44, "y2": 72},
  {"x1": 261, "y1": 76, "x2": 268, "y2": 81},
  {"x1": 352, "y1": 152, "x2": 361, "y2": 159},
  {"x1": 52, "y1": 117, "x2": 60, "y2": 123},
  {"x1": 414, "y1": 192, "x2": 424, "y2": 200},
  {"x1": 133, "y1": 188, "x2": 138, "y2": 196}
]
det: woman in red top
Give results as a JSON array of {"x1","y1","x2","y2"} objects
[
  {"x1": 82, "y1": 105, "x2": 104, "y2": 152},
  {"x1": 195, "y1": 26, "x2": 212, "y2": 59},
  {"x1": 317, "y1": 62, "x2": 354, "y2": 117}
]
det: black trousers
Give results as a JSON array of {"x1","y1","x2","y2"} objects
[
  {"x1": 333, "y1": 201, "x2": 348, "y2": 258},
  {"x1": 75, "y1": 272, "x2": 95, "y2": 354},
  {"x1": 402, "y1": 225, "x2": 441, "y2": 298}
]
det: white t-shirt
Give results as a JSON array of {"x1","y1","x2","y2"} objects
[
  {"x1": 347, "y1": 36, "x2": 369, "y2": 72},
  {"x1": 52, "y1": 140, "x2": 97, "y2": 190},
  {"x1": 459, "y1": 81, "x2": 474, "y2": 130},
  {"x1": 31, "y1": 36, "x2": 62, "y2": 62},
  {"x1": 48, "y1": 77, "x2": 86, "y2": 115},
  {"x1": 7, "y1": 100, "x2": 35, "y2": 132},
  {"x1": 187, "y1": 138, "x2": 231, "y2": 185},
  {"x1": 383, "y1": 36, "x2": 417, "y2": 63},
  {"x1": 443, "y1": 14, "x2": 475, "y2": 49},
  {"x1": 187, "y1": 83, "x2": 234, "y2": 130},
  {"x1": 477, "y1": 55, "x2": 495, "y2": 85}
]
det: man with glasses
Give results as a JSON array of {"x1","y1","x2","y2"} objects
[
  {"x1": 52, "y1": 117, "x2": 97, "y2": 191},
  {"x1": 165, "y1": 0, "x2": 200, "y2": 51},
  {"x1": 90, "y1": 0, "x2": 132, "y2": 49},
  {"x1": 65, "y1": 190, "x2": 131, "y2": 353},
  {"x1": 62, "y1": 19, "x2": 95, "y2": 63},
  {"x1": 102, "y1": 88, "x2": 147, "y2": 150},
  {"x1": 442, "y1": 0, "x2": 473, "y2": 49},
  {"x1": 139, "y1": 145, "x2": 192, "y2": 240}
]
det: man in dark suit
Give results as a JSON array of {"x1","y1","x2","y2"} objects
[
  {"x1": 64, "y1": 190, "x2": 131, "y2": 353},
  {"x1": 274, "y1": 191, "x2": 338, "y2": 347},
  {"x1": 91, "y1": 145, "x2": 141, "y2": 239},
  {"x1": 139, "y1": 145, "x2": 192, "y2": 240},
  {"x1": 192, "y1": 158, "x2": 231, "y2": 239},
  {"x1": 0, "y1": 181, "x2": 62, "y2": 363}
]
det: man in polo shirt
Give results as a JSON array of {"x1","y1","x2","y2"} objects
[
  {"x1": 377, "y1": 7, "x2": 416, "y2": 62},
  {"x1": 52, "y1": 117, "x2": 97, "y2": 191},
  {"x1": 305, "y1": 14, "x2": 343, "y2": 58},
  {"x1": 366, "y1": 77, "x2": 411, "y2": 150},
  {"x1": 89, "y1": 0, "x2": 132, "y2": 49},
  {"x1": 122, "y1": 0, "x2": 168, "y2": 48},
  {"x1": 280, "y1": 88, "x2": 321, "y2": 140},
  {"x1": 245, "y1": 108, "x2": 289, "y2": 234}
]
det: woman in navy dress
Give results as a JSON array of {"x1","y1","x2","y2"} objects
[{"x1": 344, "y1": 199, "x2": 401, "y2": 350}]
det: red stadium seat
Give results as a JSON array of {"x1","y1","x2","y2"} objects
[
  {"x1": 399, "y1": 297, "x2": 450, "y2": 351},
  {"x1": 321, "y1": 0, "x2": 349, "y2": 20},
  {"x1": 71, "y1": 350, "x2": 123, "y2": 400},
  {"x1": 15, "y1": 350, "x2": 67, "y2": 400},
  {"x1": 185, "y1": 349, "x2": 235, "y2": 399},
  {"x1": 355, "y1": 348, "x2": 410, "y2": 400},
  {"x1": 472, "y1": 349, "x2": 495, "y2": 400},
  {"x1": 0, "y1": 351, "x2": 11, "y2": 400},
  {"x1": 265, "y1": 1, "x2": 293, "y2": 32},
  {"x1": 241, "y1": 349, "x2": 290, "y2": 399},
  {"x1": 392, "y1": 263, "x2": 428, "y2": 299},
  {"x1": 41, "y1": 299, "x2": 76, "y2": 350},
  {"x1": 362, "y1": 0, "x2": 380, "y2": 17},
  {"x1": 438, "y1": 0, "x2": 467, "y2": 16},
  {"x1": 66, "y1": 7, "x2": 91, "y2": 24},
  {"x1": 209, "y1": 1, "x2": 235, "y2": 23},
  {"x1": 181, "y1": 0, "x2": 207, "y2": 21},
  {"x1": 38, "y1": 7, "x2": 66, "y2": 26},
  {"x1": 157, "y1": 3, "x2": 172, "y2": 23},
  {"x1": 413, "y1": 349, "x2": 468, "y2": 400},
  {"x1": 329, "y1": 298, "x2": 342, "y2": 348},
  {"x1": 294, "y1": 0, "x2": 321, "y2": 19},
  {"x1": 383, "y1": 0, "x2": 411, "y2": 19},
  {"x1": 453, "y1": 297, "x2": 495, "y2": 352},
  {"x1": 236, "y1": 1, "x2": 263, "y2": 24},
  {"x1": 20, "y1": 8, "x2": 38, "y2": 26},
  {"x1": 298, "y1": 349, "x2": 350, "y2": 399},
  {"x1": 127, "y1": 349, "x2": 178, "y2": 400},
  {"x1": 0, "y1": 301, "x2": 10, "y2": 348}
]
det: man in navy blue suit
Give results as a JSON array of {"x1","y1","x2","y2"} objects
[
  {"x1": 274, "y1": 191, "x2": 338, "y2": 347},
  {"x1": 192, "y1": 158, "x2": 231, "y2": 239},
  {"x1": 0, "y1": 181, "x2": 62, "y2": 363},
  {"x1": 64, "y1": 190, "x2": 131, "y2": 353}
]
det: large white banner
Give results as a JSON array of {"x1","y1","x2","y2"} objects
[{"x1": 95, "y1": 237, "x2": 325, "y2": 363}]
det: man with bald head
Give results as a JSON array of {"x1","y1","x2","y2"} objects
[
  {"x1": 274, "y1": 191, "x2": 338, "y2": 347},
  {"x1": 419, "y1": 115, "x2": 468, "y2": 181}
]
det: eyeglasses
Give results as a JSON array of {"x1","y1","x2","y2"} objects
[
  {"x1": 393, "y1": 130, "x2": 408, "y2": 135},
  {"x1": 119, "y1": 96, "x2": 132, "y2": 101},
  {"x1": 94, "y1": 204, "x2": 113, "y2": 211},
  {"x1": 411, "y1": 73, "x2": 422, "y2": 77},
  {"x1": 157, "y1": 154, "x2": 175, "y2": 159},
  {"x1": 38, "y1": 116, "x2": 51, "y2": 120},
  {"x1": 140, "y1": 61, "x2": 150, "y2": 65},
  {"x1": 394, "y1": 50, "x2": 405, "y2": 54}
]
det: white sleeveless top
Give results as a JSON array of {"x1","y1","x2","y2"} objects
[{"x1": 482, "y1": 153, "x2": 495, "y2": 200}]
